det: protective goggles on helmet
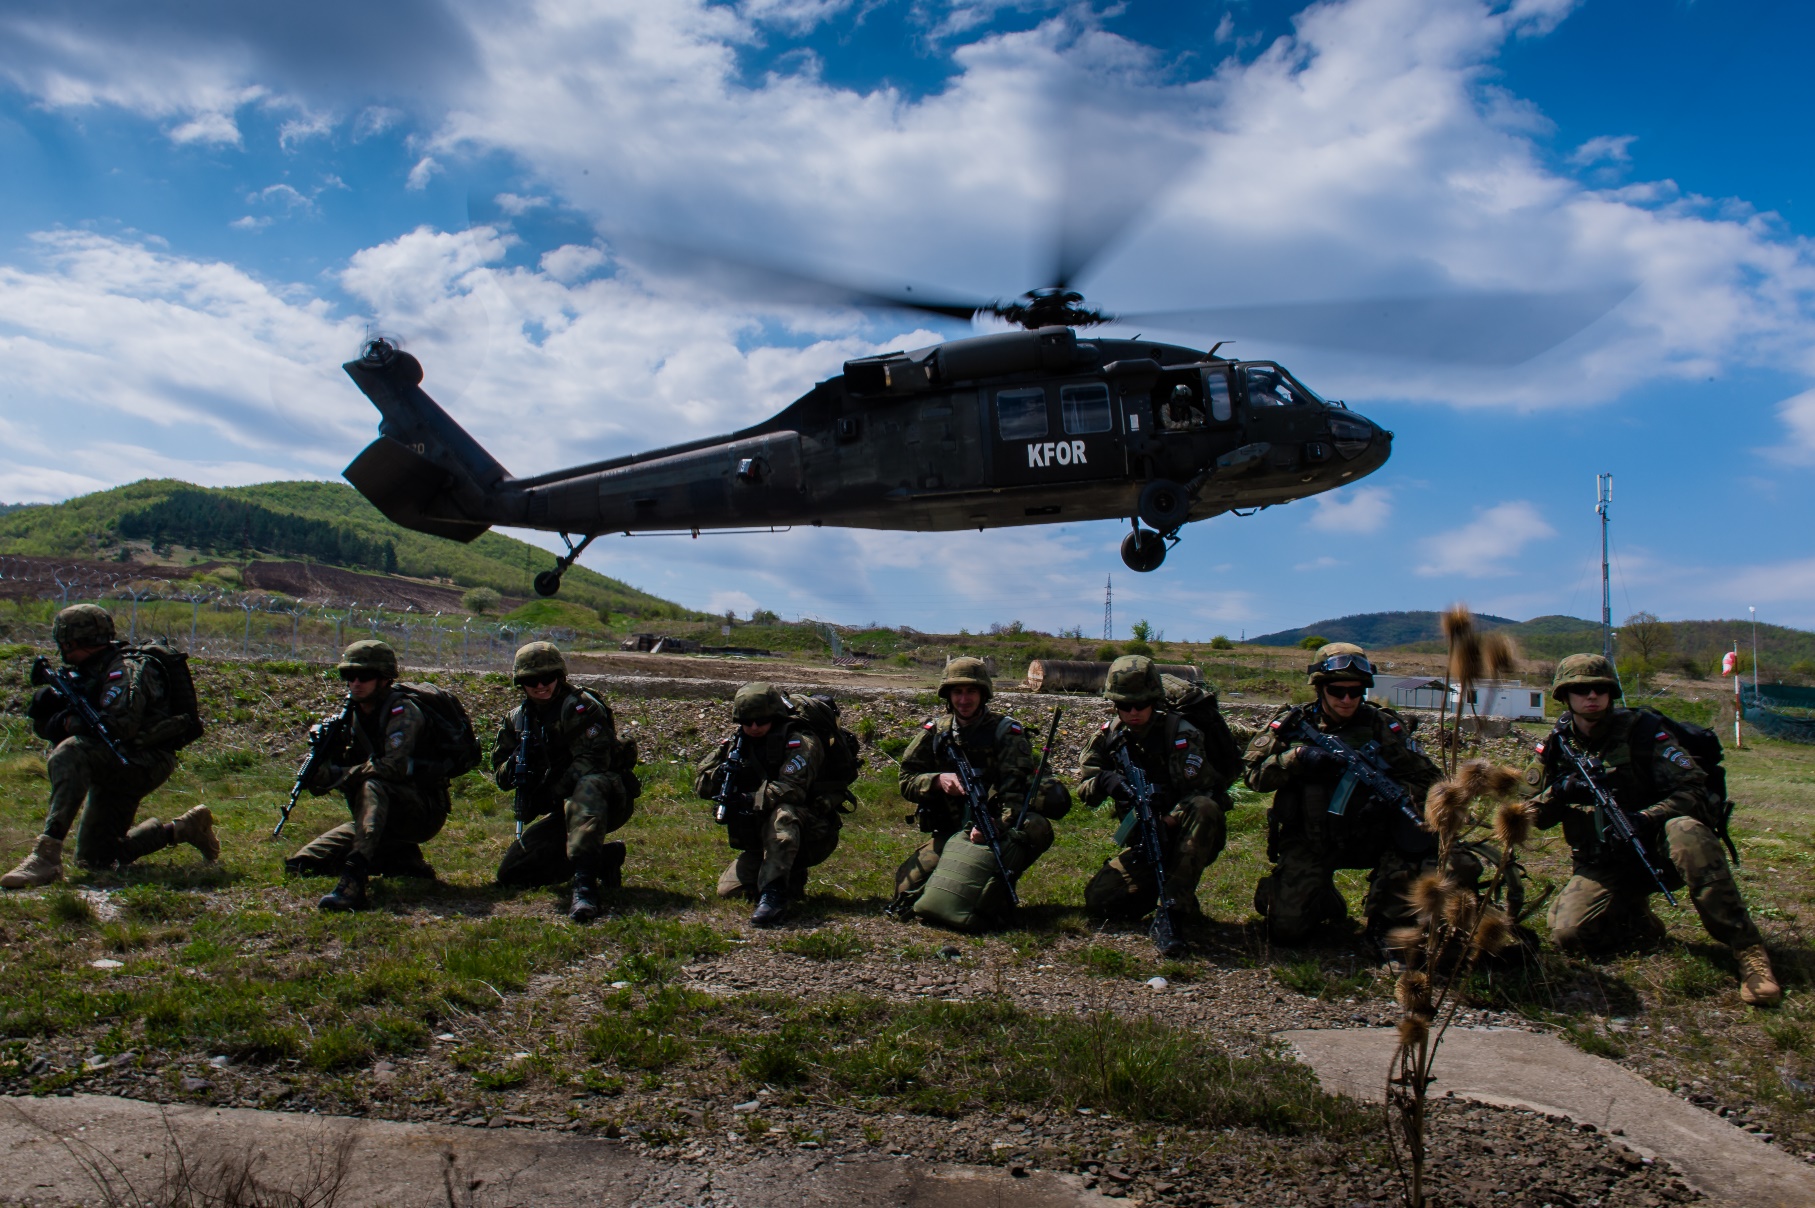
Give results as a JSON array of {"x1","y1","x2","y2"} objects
[{"x1": 1308, "y1": 652, "x2": 1376, "y2": 678}]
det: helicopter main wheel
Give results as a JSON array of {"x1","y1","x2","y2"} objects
[
  {"x1": 1120, "y1": 528, "x2": 1168, "y2": 573},
  {"x1": 1137, "y1": 479, "x2": 1191, "y2": 533},
  {"x1": 533, "y1": 570, "x2": 564, "y2": 598}
]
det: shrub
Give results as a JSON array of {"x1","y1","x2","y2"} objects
[
  {"x1": 1210, "y1": 635, "x2": 1234, "y2": 650},
  {"x1": 462, "y1": 586, "x2": 502, "y2": 615},
  {"x1": 1095, "y1": 644, "x2": 1120, "y2": 661},
  {"x1": 1297, "y1": 635, "x2": 1329, "y2": 650}
]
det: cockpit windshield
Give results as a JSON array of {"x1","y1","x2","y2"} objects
[{"x1": 1241, "y1": 362, "x2": 1324, "y2": 407}]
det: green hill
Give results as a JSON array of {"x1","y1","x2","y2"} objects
[
  {"x1": 1251, "y1": 610, "x2": 1521, "y2": 648},
  {"x1": 0, "y1": 479, "x2": 693, "y2": 619}
]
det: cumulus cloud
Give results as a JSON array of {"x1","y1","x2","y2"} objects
[
  {"x1": 1568, "y1": 134, "x2": 1636, "y2": 167},
  {"x1": 1770, "y1": 388, "x2": 1815, "y2": 464},
  {"x1": 1306, "y1": 486, "x2": 1392, "y2": 534},
  {"x1": 1416, "y1": 500, "x2": 1556, "y2": 577}
]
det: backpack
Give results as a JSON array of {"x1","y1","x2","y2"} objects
[
  {"x1": 1629, "y1": 708, "x2": 1738, "y2": 861},
  {"x1": 396, "y1": 681, "x2": 482, "y2": 778},
  {"x1": 785, "y1": 692, "x2": 863, "y2": 791},
  {"x1": 123, "y1": 641, "x2": 206, "y2": 751},
  {"x1": 1160, "y1": 673, "x2": 1243, "y2": 787}
]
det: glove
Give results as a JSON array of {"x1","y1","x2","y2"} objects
[
  {"x1": 28, "y1": 687, "x2": 67, "y2": 742},
  {"x1": 512, "y1": 793, "x2": 540, "y2": 824},
  {"x1": 496, "y1": 763, "x2": 517, "y2": 790},
  {"x1": 1628, "y1": 810, "x2": 1664, "y2": 846},
  {"x1": 1550, "y1": 773, "x2": 1596, "y2": 807},
  {"x1": 1293, "y1": 745, "x2": 1344, "y2": 781},
  {"x1": 722, "y1": 789, "x2": 756, "y2": 813},
  {"x1": 1095, "y1": 770, "x2": 1126, "y2": 802}
]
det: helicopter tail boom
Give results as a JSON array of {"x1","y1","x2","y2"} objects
[{"x1": 341, "y1": 341, "x2": 512, "y2": 544}]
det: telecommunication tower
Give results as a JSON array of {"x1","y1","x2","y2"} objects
[
  {"x1": 1103, "y1": 575, "x2": 1113, "y2": 642},
  {"x1": 1596, "y1": 473, "x2": 1613, "y2": 660}
]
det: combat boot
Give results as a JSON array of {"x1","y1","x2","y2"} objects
[
  {"x1": 599, "y1": 841, "x2": 626, "y2": 894},
  {"x1": 751, "y1": 886, "x2": 788, "y2": 928},
  {"x1": 883, "y1": 891, "x2": 918, "y2": 923},
  {"x1": 570, "y1": 862, "x2": 602, "y2": 924},
  {"x1": 318, "y1": 854, "x2": 370, "y2": 912},
  {"x1": 1736, "y1": 944, "x2": 1783, "y2": 1008},
  {"x1": 1, "y1": 835, "x2": 63, "y2": 889},
  {"x1": 171, "y1": 805, "x2": 219, "y2": 862},
  {"x1": 378, "y1": 845, "x2": 437, "y2": 880}
]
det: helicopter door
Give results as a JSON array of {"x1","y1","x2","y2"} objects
[{"x1": 993, "y1": 382, "x2": 1119, "y2": 487}]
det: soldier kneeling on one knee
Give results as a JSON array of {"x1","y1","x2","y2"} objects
[
  {"x1": 695, "y1": 683, "x2": 846, "y2": 928},
  {"x1": 1080, "y1": 655, "x2": 1231, "y2": 934},
  {"x1": 5, "y1": 604, "x2": 215, "y2": 889},
  {"x1": 493, "y1": 642, "x2": 638, "y2": 922},
  {"x1": 1529, "y1": 653, "x2": 1780, "y2": 1007},
  {"x1": 888, "y1": 656, "x2": 1071, "y2": 930},
  {"x1": 284, "y1": 641, "x2": 453, "y2": 912}
]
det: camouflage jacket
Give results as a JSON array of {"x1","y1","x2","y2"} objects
[
  {"x1": 898, "y1": 708, "x2": 1037, "y2": 833},
  {"x1": 331, "y1": 686, "x2": 432, "y2": 787},
  {"x1": 1079, "y1": 709, "x2": 1213, "y2": 812},
  {"x1": 37, "y1": 644, "x2": 174, "y2": 760},
  {"x1": 694, "y1": 719, "x2": 831, "y2": 813},
  {"x1": 492, "y1": 683, "x2": 623, "y2": 800},
  {"x1": 1526, "y1": 708, "x2": 1714, "y2": 855},
  {"x1": 1244, "y1": 702, "x2": 1437, "y2": 841}
]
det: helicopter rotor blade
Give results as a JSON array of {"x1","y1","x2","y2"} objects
[{"x1": 1116, "y1": 285, "x2": 1635, "y2": 366}]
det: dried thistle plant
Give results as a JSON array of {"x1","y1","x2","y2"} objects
[{"x1": 1437, "y1": 606, "x2": 1522, "y2": 777}]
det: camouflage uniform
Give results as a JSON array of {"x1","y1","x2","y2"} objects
[
  {"x1": 1528, "y1": 654, "x2": 1777, "y2": 1004},
  {"x1": 285, "y1": 642, "x2": 450, "y2": 897},
  {"x1": 890, "y1": 657, "x2": 1067, "y2": 921},
  {"x1": 5, "y1": 605, "x2": 214, "y2": 889},
  {"x1": 1080, "y1": 657, "x2": 1229, "y2": 920},
  {"x1": 694, "y1": 684, "x2": 844, "y2": 921},
  {"x1": 493, "y1": 645, "x2": 636, "y2": 899}
]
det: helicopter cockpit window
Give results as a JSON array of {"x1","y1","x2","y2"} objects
[
  {"x1": 1203, "y1": 370, "x2": 1233, "y2": 422},
  {"x1": 996, "y1": 388, "x2": 1049, "y2": 440},
  {"x1": 1242, "y1": 363, "x2": 1316, "y2": 407},
  {"x1": 1059, "y1": 382, "x2": 1113, "y2": 434}
]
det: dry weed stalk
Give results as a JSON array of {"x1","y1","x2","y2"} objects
[
  {"x1": 1437, "y1": 603, "x2": 1521, "y2": 775},
  {"x1": 1384, "y1": 754, "x2": 1533, "y2": 1208}
]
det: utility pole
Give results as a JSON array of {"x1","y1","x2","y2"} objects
[
  {"x1": 1750, "y1": 606, "x2": 1759, "y2": 693},
  {"x1": 1596, "y1": 473, "x2": 1613, "y2": 660},
  {"x1": 1102, "y1": 575, "x2": 1113, "y2": 642}
]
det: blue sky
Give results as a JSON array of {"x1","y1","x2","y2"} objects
[{"x1": 2, "y1": 0, "x2": 1812, "y2": 640}]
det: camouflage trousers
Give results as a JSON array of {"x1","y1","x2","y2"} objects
[
  {"x1": 894, "y1": 814, "x2": 1055, "y2": 901},
  {"x1": 496, "y1": 773, "x2": 636, "y2": 887},
  {"x1": 285, "y1": 777, "x2": 450, "y2": 876},
  {"x1": 716, "y1": 798, "x2": 843, "y2": 899},
  {"x1": 43, "y1": 736, "x2": 179, "y2": 868},
  {"x1": 1084, "y1": 793, "x2": 1227, "y2": 920},
  {"x1": 1548, "y1": 817, "x2": 1762, "y2": 953},
  {"x1": 1254, "y1": 837, "x2": 1490, "y2": 943}
]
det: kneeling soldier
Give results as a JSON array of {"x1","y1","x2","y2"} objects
[
  {"x1": 1531, "y1": 654, "x2": 1780, "y2": 1006},
  {"x1": 695, "y1": 683, "x2": 844, "y2": 927},
  {"x1": 5, "y1": 604, "x2": 215, "y2": 888},
  {"x1": 1244, "y1": 643, "x2": 1451, "y2": 945},
  {"x1": 284, "y1": 641, "x2": 451, "y2": 911},
  {"x1": 888, "y1": 657, "x2": 1069, "y2": 928},
  {"x1": 493, "y1": 642, "x2": 637, "y2": 921},
  {"x1": 1080, "y1": 655, "x2": 1228, "y2": 930}
]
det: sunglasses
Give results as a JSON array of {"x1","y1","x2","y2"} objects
[
  {"x1": 339, "y1": 669, "x2": 382, "y2": 684},
  {"x1": 1322, "y1": 684, "x2": 1366, "y2": 701},
  {"x1": 517, "y1": 672, "x2": 563, "y2": 688},
  {"x1": 1114, "y1": 702, "x2": 1152, "y2": 713}
]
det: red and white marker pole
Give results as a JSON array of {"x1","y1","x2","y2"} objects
[{"x1": 1723, "y1": 645, "x2": 1742, "y2": 749}]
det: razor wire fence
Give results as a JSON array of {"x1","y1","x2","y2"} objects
[{"x1": 1741, "y1": 683, "x2": 1815, "y2": 744}]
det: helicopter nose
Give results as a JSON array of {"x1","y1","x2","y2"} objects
[{"x1": 1326, "y1": 412, "x2": 1383, "y2": 460}]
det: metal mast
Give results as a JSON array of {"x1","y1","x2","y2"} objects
[
  {"x1": 1596, "y1": 474, "x2": 1613, "y2": 660},
  {"x1": 1103, "y1": 575, "x2": 1113, "y2": 642}
]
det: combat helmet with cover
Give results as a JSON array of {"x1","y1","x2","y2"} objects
[
  {"x1": 938, "y1": 656, "x2": 994, "y2": 704},
  {"x1": 53, "y1": 603, "x2": 116, "y2": 652},
  {"x1": 337, "y1": 639, "x2": 398, "y2": 680},
  {"x1": 732, "y1": 682, "x2": 789, "y2": 724},
  {"x1": 1307, "y1": 642, "x2": 1375, "y2": 687},
  {"x1": 1552, "y1": 653, "x2": 1622, "y2": 701},
  {"x1": 513, "y1": 641, "x2": 567, "y2": 684},
  {"x1": 1104, "y1": 654, "x2": 1164, "y2": 707}
]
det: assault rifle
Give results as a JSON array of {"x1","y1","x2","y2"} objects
[
  {"x1": 936, "y1": 725, "x2": 1019, "y2": 907},
  {"x1": 1109, "y1": 738, "x2": 1183, "y2": 957},
  {"x1": 1547, "y1": 721, "x2": 1677, "y2": 906},
  {"x1": 277, "y1": 695, "x2": 354, "y2": 837},
  {"x1": 31, "y1": 655, "x2": 130, "y2": 768},
  {"x1": 1281, "y1": 707, "x2": 1433, "y2": 851},
  {"x1": 1012, "y1": 708, "x2": 1063, "y2": 829},
  {"x1": 511, "y1": 718, "x2": 545, "y2": 842},
  {"x1": 712, "y1": 735, "x2": 757, "y2": 825}
]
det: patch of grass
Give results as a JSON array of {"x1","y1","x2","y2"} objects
[
  {"x1": 474, "y1": 1064, "x2": 529, "y2": 1090},
  {"x1": 1074, "y1": 944, "x2": 1142, "y2": 979},
  {"x1": 304, "y1": 1026, "x2": 371, "y2": 1070},
  {"x1": 582, "y1": 987, "x2": 710, "y2": 1070},
  {"x1": 1274, "y1": 960, "x2": 1378, "y2": 1001},
  {"x1": 1661, "y1": 952, "x2": 1729, "y2": 1001},
  {"x1": 739, "y1": 1020, "x2": 814, "y2": 1086},
  {"x1": 191, "y1": 747, "x2": 261, "y2": 779},
  {"x1": 1558, "y1": 1021, "x2": 1627, "y2": 1060},
  {"x1": 47, "y1": 890, "x2": 96, "y2": 926},
  {"x1": 776, "y1": 928, "x2": 870, "y2": 961},
  {"x1": 1766, "y1": 1020, "x2": 1809, "y2": 1054}
]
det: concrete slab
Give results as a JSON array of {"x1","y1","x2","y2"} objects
[
  {"x1": 1282, "y1": 1026, "x2": 1815, "y2": 1208},
  {"x1": 2, "y1": 1095, "x2": 1110, "y2": 1208}
]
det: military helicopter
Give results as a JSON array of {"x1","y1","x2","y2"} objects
[{"x1": 342, "y1": 268, "x2": 1616, "y2": 593}]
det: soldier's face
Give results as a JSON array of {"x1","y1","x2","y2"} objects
[
  {"x1": 948, "y1": 685, "x2": 983, "y2": 720},
  {"x1": 340, "y1": 670, "x2": 388, "y2": 703},
  {"x1": 1322, "y1": 682, "x2": 1365, "y2": 720},
  {"x1": 1115, "y1": 703, "x2": 1154, "y2": 728},
  {"x1": 1566, "y1": 686, "x2": 1612, "y2": 720},
  {"x1": 58, "y1": 642, "x2": 102, "y2": 666},
  {"x1": 524, "y1": 680, "x2": 559, "y2": 703},
  {"x1": 741, "y1": 720, "x2": 774, "y2": 739}
]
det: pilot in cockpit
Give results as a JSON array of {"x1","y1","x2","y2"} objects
[{"x1": 1161, "y1": 382, "x2": 1204, "y2": 432}]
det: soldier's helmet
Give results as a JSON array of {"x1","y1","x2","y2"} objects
[
  {"x1": 938, "y1": 656, "x2": 994, "y2": 704},
  {"x1": 732, "y1": 682, "x2": 789, "y2": 724},
  {"x1": 1552, "y1": 653, "x2": 1622, "y2": 702},
  {"x1": 337, "y1": 639, "x2": 399, "y2": 680},
  {"x1": 512, "y1": 641, "x2": 567, "y2": 685},
  {"x1": 53, "y1": 603, "x2": 116, "y2": 652},
  {"x1": 1104, "y1": 654, "x2": 1164, "y2": 708},
  {"x1": 1308, "y1": 642, "x2": 1375, "y2": 687}
]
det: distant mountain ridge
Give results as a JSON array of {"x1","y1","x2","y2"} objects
[{"x1": 1251, "y1": 610, "x2": 1522, "y2": 649}]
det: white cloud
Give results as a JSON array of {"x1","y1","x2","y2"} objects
[
  {"x1": 706, "y1": 589, "x2": 761, "y2": 617},
  {"x1": 406, "y1": 156, "x2": 441, "y2": 190},
  {"x1": 1568, "y1": 134, "x2": 1636, "y2": 167},
  {"x1": 168, "y1": 110, "x2": 242, "y2": 146},
  {"x1": 1307, "y1": 486, "x2": 1392, "y2": 534},
  {"x1": 1770, "y1": 388, "x2": 1815, "y2": 464},
  {"x1": 1416, "y1": 500, "x2": 1556, "y2": 577}
]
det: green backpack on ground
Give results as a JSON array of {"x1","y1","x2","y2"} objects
[{"x1": 913, "y1": 831, "x2": 1035, "y2": 932}]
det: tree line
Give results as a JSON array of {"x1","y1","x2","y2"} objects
[{"x1": 117, "y1": 491, "x2": 400, "y2": 574}]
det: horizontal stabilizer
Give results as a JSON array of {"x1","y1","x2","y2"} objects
[{"x1": 344, "y1": 436, "x2": 493, "y2": 544}]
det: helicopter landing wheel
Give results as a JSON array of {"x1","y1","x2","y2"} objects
[
  {"x1": 1120, "y1": 527, "x2": 1168, "y2": 573},
  {"x1": 1137, "y1": 479, "x2": 1191, "y2": 532},
  {"x1": 533, "y1": 570, "x2": 564, "y2": 598}
]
